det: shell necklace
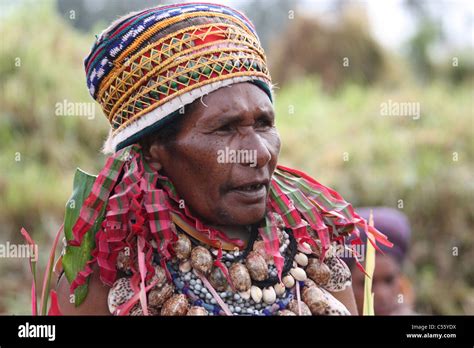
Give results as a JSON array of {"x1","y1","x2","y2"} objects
[{"x1": 167, "y1": 223, "x2": 302, "y2": 315}]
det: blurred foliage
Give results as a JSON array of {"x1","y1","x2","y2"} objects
[
  {"x1": 0, "y1": 0, "x2": 109, "y2": 313},
  {"x1": 269, "y1": 6, "x2": 386, "y2": 91},
  {"x1": 239, "y1": 0, "x2": 294, "y2": 50},
  {"x1": 0, "y1": 0, "x2": 472, "y2": 315},
  {"x1": 403, "y1": 0, "x2": 474, "y2": 84},
  {"x1": 404, "y1": 0, "x2": 441, "y2": 82},
  {"x1": 275, "y1": 78, "x2": 474, "y2": 314},
  {"x1": 56, "y1": 0, "x2": 174, "y2": 33}
]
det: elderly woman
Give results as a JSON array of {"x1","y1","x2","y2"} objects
[{"x1": 56, "y1": 2, "x2": 390, "y2": 316}]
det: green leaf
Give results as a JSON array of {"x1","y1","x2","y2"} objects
[
  {"x1": 363, "y1": 212, "x2": 376, "y2": 316},
  {"x1": 62, "y1": 168, "x2": 105, "y2": 306}
]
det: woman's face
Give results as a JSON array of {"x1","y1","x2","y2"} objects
[
  {"x1": 150, "y1": 82, "x2": 280, "y2": 226},
  {"x1": 352, "y1": 254, "x2": 402, "y2": 315}
]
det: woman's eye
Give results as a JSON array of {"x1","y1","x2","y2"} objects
[
  {"x1": 215, "y1": 124, "x2": 233, "y2": 132},
  {"x1": 384, "y1": 275, "x2": 395, "y2": 285},
  {"x1": 255, "y1": 118, "x2": 272, "y2": 129},
  {"x1": 213, "y1": 117, "x2": 273, "y2": 133}
]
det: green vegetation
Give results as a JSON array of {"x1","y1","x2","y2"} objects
[{"x1": 275, "y1": 78, "x2": 473, "y2": 314}]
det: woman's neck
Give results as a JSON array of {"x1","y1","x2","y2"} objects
[{"x1": 211, "y1": 224, "x2": 252, "y2": 245}]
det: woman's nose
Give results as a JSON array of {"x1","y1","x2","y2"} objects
[{"x1": 238, "y1": 129, "x2": 272, "y2": 168}]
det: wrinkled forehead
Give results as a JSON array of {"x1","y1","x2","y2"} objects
[{"x1": 196, "y1": 82, "x2": 274, "y2": 120}]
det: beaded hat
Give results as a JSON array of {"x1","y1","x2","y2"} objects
[{"x1": 84, "y1": 3, "x2": 273, "y2": 153}]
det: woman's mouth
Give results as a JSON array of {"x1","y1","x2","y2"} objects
[
  {"x1": 233, "y1": 183, "x2": 265, "y2": 191},
  {"x1": 228, "y1": 180, "x2": 269, "y2": 203}
]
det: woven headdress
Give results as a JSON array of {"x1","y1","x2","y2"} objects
[{"x1": 84, "y1": 3, "x2": 272, "y2": 153}]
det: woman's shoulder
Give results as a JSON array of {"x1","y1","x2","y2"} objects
[{"x1": 56, "y1": 265, "x2": 111, "y2": 315}]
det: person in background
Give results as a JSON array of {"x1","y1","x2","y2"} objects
[{"x1": 348, "y1": 207, "x2": 417, "y2": 315}]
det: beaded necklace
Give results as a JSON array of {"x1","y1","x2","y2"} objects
[
  {"x1": 108, "y1": 216, "x2": 353, "y2": 316},
  {"x1": 164, "y1": 223, "x2": 298, "y2": 315}
]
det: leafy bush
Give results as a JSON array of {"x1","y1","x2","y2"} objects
[{"x1": 274, "y1": 78, "x2": 474, "y2": 314}]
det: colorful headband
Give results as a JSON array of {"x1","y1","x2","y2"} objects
[{"x1": 84, "y1": 3, "x2": 273, "y2": 153}]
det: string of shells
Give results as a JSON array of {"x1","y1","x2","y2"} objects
[{"x1": 108, "y1": 226, "x2": 352, "y2": 316}]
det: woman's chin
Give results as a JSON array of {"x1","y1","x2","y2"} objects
[
  {"x1": 213, "y1": 204, "x2": 267, "y2": 227},
  {"x1": 238, "y1": 207, "x2": 267, "y2": 225}
]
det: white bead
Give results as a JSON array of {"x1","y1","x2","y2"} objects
[
  {"x1": 297, "y1": 242, "x2": 312, "y2": 254},
  {"x1": 294, "y1": 253, "x2": 308, "y2": 267},
  {"x1": 250, "y1": 285, "x2": 263, "y2": 303},
  {"x1": 290, "y1": 267, "x2": 307, "y2": 281},
  {"x1": 283, "y1": 275, "x2": 295, "y2": 288},
  {"x1": 274, "y1": 282, "x2": 286, "y2": 296},
  {"x1": 263, "y1": 287, "x2": 276, "y2": 304}
]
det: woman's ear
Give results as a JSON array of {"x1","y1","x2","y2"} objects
[{"x1": 143, "y1": 143, "x2": 163, "y2": 171}]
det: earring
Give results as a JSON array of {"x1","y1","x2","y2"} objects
[
  {"x1": 143, "y1": 155, "x2": 162, "y2": 171},
  {"x1": 149, "y1": 162, "x2": 162, "y2": 171}
]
